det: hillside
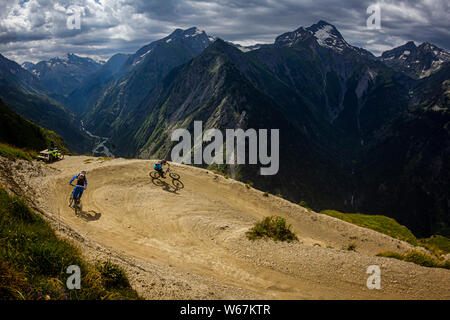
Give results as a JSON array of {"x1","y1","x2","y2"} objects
[
  {"x1": 1, "y1": 155, "x2": 448, "y2": 299},
  {"x1": 0, "y1": 99, "x2": 68, "y2": 153},
  {"x1": 0, "y1": 54, "x2": 93, "y2": 154}
]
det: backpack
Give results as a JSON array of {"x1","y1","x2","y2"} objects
[{"x1": 76, "y1": 174, "x2": 85, "y2": 186}]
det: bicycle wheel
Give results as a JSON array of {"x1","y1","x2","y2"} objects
[
  {"x1": 68, "y1": 195, "x2": 73, "y2": 207},
  {"x1": 172, "y1": 179, "x2": 184, "y2": 190},
  {"x1": 150, "y1": 171, "x2": 161, "y2": 179},
  {"x1": 169, "y1": 172, "x2": 180, "y2": 180}
]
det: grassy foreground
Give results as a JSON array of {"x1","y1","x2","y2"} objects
[{"x1": 0, "y1": 187, "x2": 140, "y2": 300}]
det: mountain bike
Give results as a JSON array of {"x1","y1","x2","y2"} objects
[
  {"x1": 68, "y1": 185, "x2": 85, "y2": 213},
  {"x1": 151, "y1": 163, "x2": 180, "y2": 180},
  {"x1": 150, "y1": 164, "x2": 183, "y2": 189}
]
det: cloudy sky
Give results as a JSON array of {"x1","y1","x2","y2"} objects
[{"x1": 0, "y1": 0, "x2": 449, "y2": 63}]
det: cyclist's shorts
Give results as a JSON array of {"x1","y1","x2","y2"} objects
[{"x1": 72, "y1": 185, "x2": 84, "y2": 199}]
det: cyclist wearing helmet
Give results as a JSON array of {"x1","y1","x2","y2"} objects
[
  {"x1": 69, "y1": 170, "x2": 87, "y2": 206},
  {"x1": 154, "y1": 159, "x2": 168, "y2": 178}
]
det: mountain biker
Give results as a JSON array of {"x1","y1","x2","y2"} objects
[
  {"x1": 154, "y1": 159, "x2": 168, "y2": 178},
  {"x1": 69, "y1": 170, "x2": 87, "y2": 207}
]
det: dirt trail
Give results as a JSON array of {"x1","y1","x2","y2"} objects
[{"x1": 4, "y1": 156, "x2": 450, "y2": 299}]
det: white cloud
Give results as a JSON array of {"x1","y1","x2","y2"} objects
[{"x1": 0, "y1": 0, "x2": 448, "y2": 63}]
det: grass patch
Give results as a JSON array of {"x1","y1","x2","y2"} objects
[
  {"x1": 246, "y1": 216, "x2": 298, "y2": 242},
  {"x1": 419, "y1": 235, "x2": 450, "y2": 255},
  {"x1": 376, "y1": 250, "x2": 450, "y2": 269},
  {"x1": 97, "y1": 157, "x2": 113, "y2": 162},
  {"x1": 96, "y1": 261, "x2": 131, "y2": 290},
  {"x1": 320, "y1": 210, "x2": 418, "y2": 245},
  {"x1": 211, "y1": 170, "x2": 230, "y2": 179},
  {"x1": 0, "y1": 187, "x2": 140, "y2": 300},
  {"x1": 0, "y1": 143, "x2": 36, "y2": 161},
  {"x1": 298, "y1": 200, "x2": 312, "y2": 210},
  {"x1": 263, "y1": 192, "x2": 269, "y2": 197}
]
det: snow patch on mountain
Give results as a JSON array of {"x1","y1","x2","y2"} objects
[{"x1": 312, "y1": 24, "x2": 351, "y2": 53}]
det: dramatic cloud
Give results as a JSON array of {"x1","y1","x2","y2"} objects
[{"x1": 0, "y1": 0, "x2": 449, "y2": 63}]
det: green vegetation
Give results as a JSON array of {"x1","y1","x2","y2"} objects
[
  {"x1": 246, "y1": 216, "x2": 298, "y2": 242},
  {"x1": 320, "y1": 210, "x2": 418, "y2": 245},
  {"x1": 320, "y1": 209, "x2": 450, "y2": 259},
  {"x1": 298, "y1": 200, "x2": 311, "y2": 210},
  {"x1": 0, "y1": 143, "x2": 36, "y2": 161},
  {"x1": 276, "y1": 194, "x2": 283, "y2": 198},
  {"x1": 419, "y1": 235, "x2": 450, "y2": 256},
  {"x1": 0, "y1": 99, "x2": 68, "y2": 154},
  {"x1": 97, "y1": 157, "x2": 113, "y2": 162},
  {"x1": 263, "y1": 192, "x2": 269, "y2": 197},
  {"x1": 96, "y1": 261, "x2": 131, "y2": 290},
  {"x1": 376, "y1": 250, "x2": 450, "y2": 270},
  {"x1": 0, "y1": 187, "x2": 140, "y2": 300},
  {"x1": 345, "y1": 243, "x2": 357, "y2": 251}
]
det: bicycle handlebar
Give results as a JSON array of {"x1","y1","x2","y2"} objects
[{"x1": 70, "y1": 184, "x2": 86, "y2": 189}]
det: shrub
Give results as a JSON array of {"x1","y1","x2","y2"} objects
[
  {"x1": 96, "y1": 261, "x2": 131, "y2": 290},
  {"x1": 404, "y1": 251, "x2": 440, "y2": 268},
  {"x1": 298, "y1": 200, "x2": 311, "y2": 210},
  {"x1": 263, "y1": 192, "x2": 269, "y2": 197},
  {"x1": 376, "y1": 251, "x2": 404, "y2": 260},
  {"x1": 246, "y1": 216, "x2": 298, "y2": 242},
  {"x1": 419, "y1": 235, "x2": 450, "y2": 256},
  {"x1": 276, "y1": 194, "x2": 283, "y2": 198}
]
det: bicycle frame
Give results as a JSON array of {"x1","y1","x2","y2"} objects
[{"x1": 70, "y1": 185, "x2": 85, "y2": 203}]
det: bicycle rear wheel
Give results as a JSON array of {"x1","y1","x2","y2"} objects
[{"x1": 150, "y1": 171, "x2": 162, "y2": 179}]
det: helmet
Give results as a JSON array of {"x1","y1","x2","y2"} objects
[
  {"x1": 161, "y1": 159, "x2": 167, "y2": 164},
  {"x1": 80, "y1": 170, "x2": 87, "y2": 175}
]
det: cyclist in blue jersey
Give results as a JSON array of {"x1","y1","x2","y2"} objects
[
  {"x1": 69, "y1": 170, "x2": 87, "y2": 207},
  {"x1": 153, "y1": 159, "x2": 168, "y2": 178}
]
